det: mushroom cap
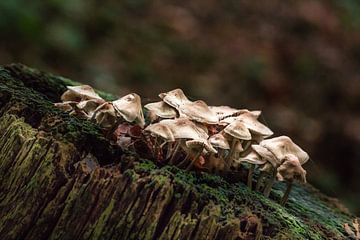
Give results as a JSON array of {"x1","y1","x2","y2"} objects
[
  {"x1": 212, "y1": 106, "x2": 261, "y2": 120},
  {"x1": 94, "y1": 102, "x2": 117, "y2": 129},
  {"x1": 259, "y1": 136, "x2": 309, "y2": 165},
  {"x1": 209, "y1": 105, "x2": 239, "y2": 119},
  {"x1": 160, "y1": 118, "x2": 209, "y2": 140},
  {"x1": 185, "y1": 139, "x2": 217, "y2": 154},
  {"x1": 179, "y1": 100, "x2": 219, "y2": 124},
  {"x1": 220, "y1": 112, "x2": 273, "y2": 137},
  {"x1": 237, "y1": 151, "x2": 267, "y2": 165},
  {"x1": 223, "y1": 120, "x2": 252, "y2": 140},
  {"x1": 144, "y1": 123, "x2": 175, "y2": 142},
  {"x1": 144, "y1": 101, "x2": 177, "y2": 119},
  {"x1": 209, "y1": 133, "x2": 230, "y2": 150},
  {"x1": 276, "y1": 154, "x2": 307, "y2": 183},
  {"x1": 159, "y1": 88, "x2": 190, "y2": 108},
  {"x1": 61, "y1": 85, "x2": 103, "y2": 102},
  {"x1": 251, "y1": 144, "x2": 278, "y2": 167},
  {"x1": 112, "y1": 93, "x2": 145, "y2": 127}
]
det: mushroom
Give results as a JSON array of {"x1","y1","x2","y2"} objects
[
  {"x1": 223, "y1": 120, "x2": 252, "y2": 167},
  {"x1": 144, "y1": 101, "x2": 178, "y2": 122},
  {"x1": 252, "y1": 136, "x2": 309, "y2": 197},
  {"x1": 92, "y1": 102, "x2": 117, "y2": 130},
  {"x1": 144, "y1": 122, "x2": 176, "y2": 159},
  {"x1": 178, "y1": 100, "x2": 219, "y2": 125},
  {"x1": 178, "y1": 139, "x2": 217, "y2": 170},
  {"x1": 112, "y1": 93, "x2": 145, "y2": 127},
  {"x1": 277, "y1": 154, "x2": 307, "y2": 205},
  {"x1": 158, "y1": 118, "x2": 213, "y2": 165},
  {"x1": 236, "y1": 150, "x2": 267, "y2": 189},
  {"x1": 61, "y1": 85, "x2": 103, "y2": 102},
  {"x1": 159, "y1": 88, "x2": 190, "y2": 108}
]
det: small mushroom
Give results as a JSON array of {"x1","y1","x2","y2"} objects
[
  {"x1": 253, "y1": 136, "x2": 309, "y2": 197},
  {"x1": 159, "y1": 88, "x2": 190, "y2": 108},
  {"x1": 112, "y1": 93, "x2": 145, "y2": 127},
  {"x1": 178, "y1": 139, "x2": 216, "y2": 170},
  {"x1": 277, "y1": 154, "x2": 307, "y2": 205},
  {"x1": 61, "y1": 85, "x2": 103, "y2": 102},
  {"x1": 144, "y1": 101, "x2": 178, "y2": 121},
  {"x1": 92, "y1": 102, "x2": 117, "y2": 129},
  {"x1": 144, "y1": 122, "x2": 176, "y2": 159},
  {"x1": 159, "y1": 118, "x2": 212, "y2": 164},
  {"x1": 223, "y1": 120, "x2": 252, "y2": 167},
  {"x1": 236, "y1": 151, "x2": 267, "y2": 189}
]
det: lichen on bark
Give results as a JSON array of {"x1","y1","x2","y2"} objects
[{"x1": 0, "y1": 63, "x2": 356, "y2": 239}]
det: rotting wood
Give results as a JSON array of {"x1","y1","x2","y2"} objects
[{"x1": 0, "y1": 63, "x2": 357, "y2": 240}]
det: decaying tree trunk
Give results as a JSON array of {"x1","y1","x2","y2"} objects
[{"x1": 0, "y1": 64, "x2": 356, "y2": 239}]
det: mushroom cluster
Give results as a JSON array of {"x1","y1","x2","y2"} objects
[{"x1": 55, "y1": 86, "x2": 309, "y2": 205}]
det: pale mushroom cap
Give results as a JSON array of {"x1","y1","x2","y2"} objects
[
  {"x1": 237, "y1": 151, "x2": 267, "y2": 165},
  {"x1": 94, "y1": 103, "x2": 117, "y2": 129},
  {"x1": 223, "y1": 120, "x2": 252, "y2": 140},
  {"x1": 220, "y1": 112, "x2": 273, "y2": 137},
  {"x1": 276, "y1": 154, "x2": 307, "y2": 183},
  {"x1": 159, "y1": 88, "x2": 190, "y2": 108},
  {"x1": 144, "y1": 101, "x2": 177, "y2": 119},
  {"x1": 252, "y1": 144, "x2": 278, "y2": 167},
  {"x1": 209, "y1": 106, "x2": 239, "y2": 119},
  {"x1": 209, "y1": 133, "x2": 230, "y2": 150},
  {"x1": 160, "y1": 118, "x2": 209, "y2": 140},
  {"x1": 185, "y1": 139, "x2": 217, "y2": 154},
  {"x1": 61, "y1": 85, "x2": 103, "y2": 102},
  {"x1": 144, "y1": 123, "x2": 175, "y2": 142},
  {"x1": 259, "y1": 136, "x2": 309, "y2": 165},
  {"x1": 179, "y1": 100, "x2": 219, "y2": 124},
  {"x1": 112, "y1": 93, "x2": 145, "y2": 127},
  {"x1": 236, "y1": 112, "x2": 273, "y2": 137}
]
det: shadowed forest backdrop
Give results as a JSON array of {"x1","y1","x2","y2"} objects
[{"x1": 0, "y1": 0, "x2": 359, "y2": 214}]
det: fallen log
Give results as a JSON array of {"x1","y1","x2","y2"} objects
[{"x1": 0, "y1": 63, "x2": 356, "y2": 239}]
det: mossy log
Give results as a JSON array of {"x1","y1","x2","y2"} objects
[{"x1": 0, "y1": 64, "x2": 356, "y2": 240}]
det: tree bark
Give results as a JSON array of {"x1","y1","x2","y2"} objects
[{"x1": 0, "y1": 64, "x2": 356, "y2": 239}]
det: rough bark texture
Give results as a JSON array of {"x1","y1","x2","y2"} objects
[{"x1": 0, "y1": 64, "x2": 356, "y2": 239}]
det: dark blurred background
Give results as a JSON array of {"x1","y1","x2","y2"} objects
[{"x1": 0, "y1": 0, "x2": 359, "y2": 214}]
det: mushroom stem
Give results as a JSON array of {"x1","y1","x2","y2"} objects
[
  {"x1": 168, "y1": 141, "x2": 181, "y2": 164},
  {"x1": 165, "y1": 142, "x2": 173, "y2": 159},
  {"x1": 263, "y1": 168, "x2": 277, "y2": 197},
  {"x1": 226, "y1": 139, "x2": 238, "y2": 165},
  {"x1": 247, "y1": 164, "x2": 255, "y2": 190},
  {"x1": 255, "y1": 171, "x2": 266, "y2": 191},
  {"x1": 280, "y1": 180, "x2": 293, "y2": 206}
]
